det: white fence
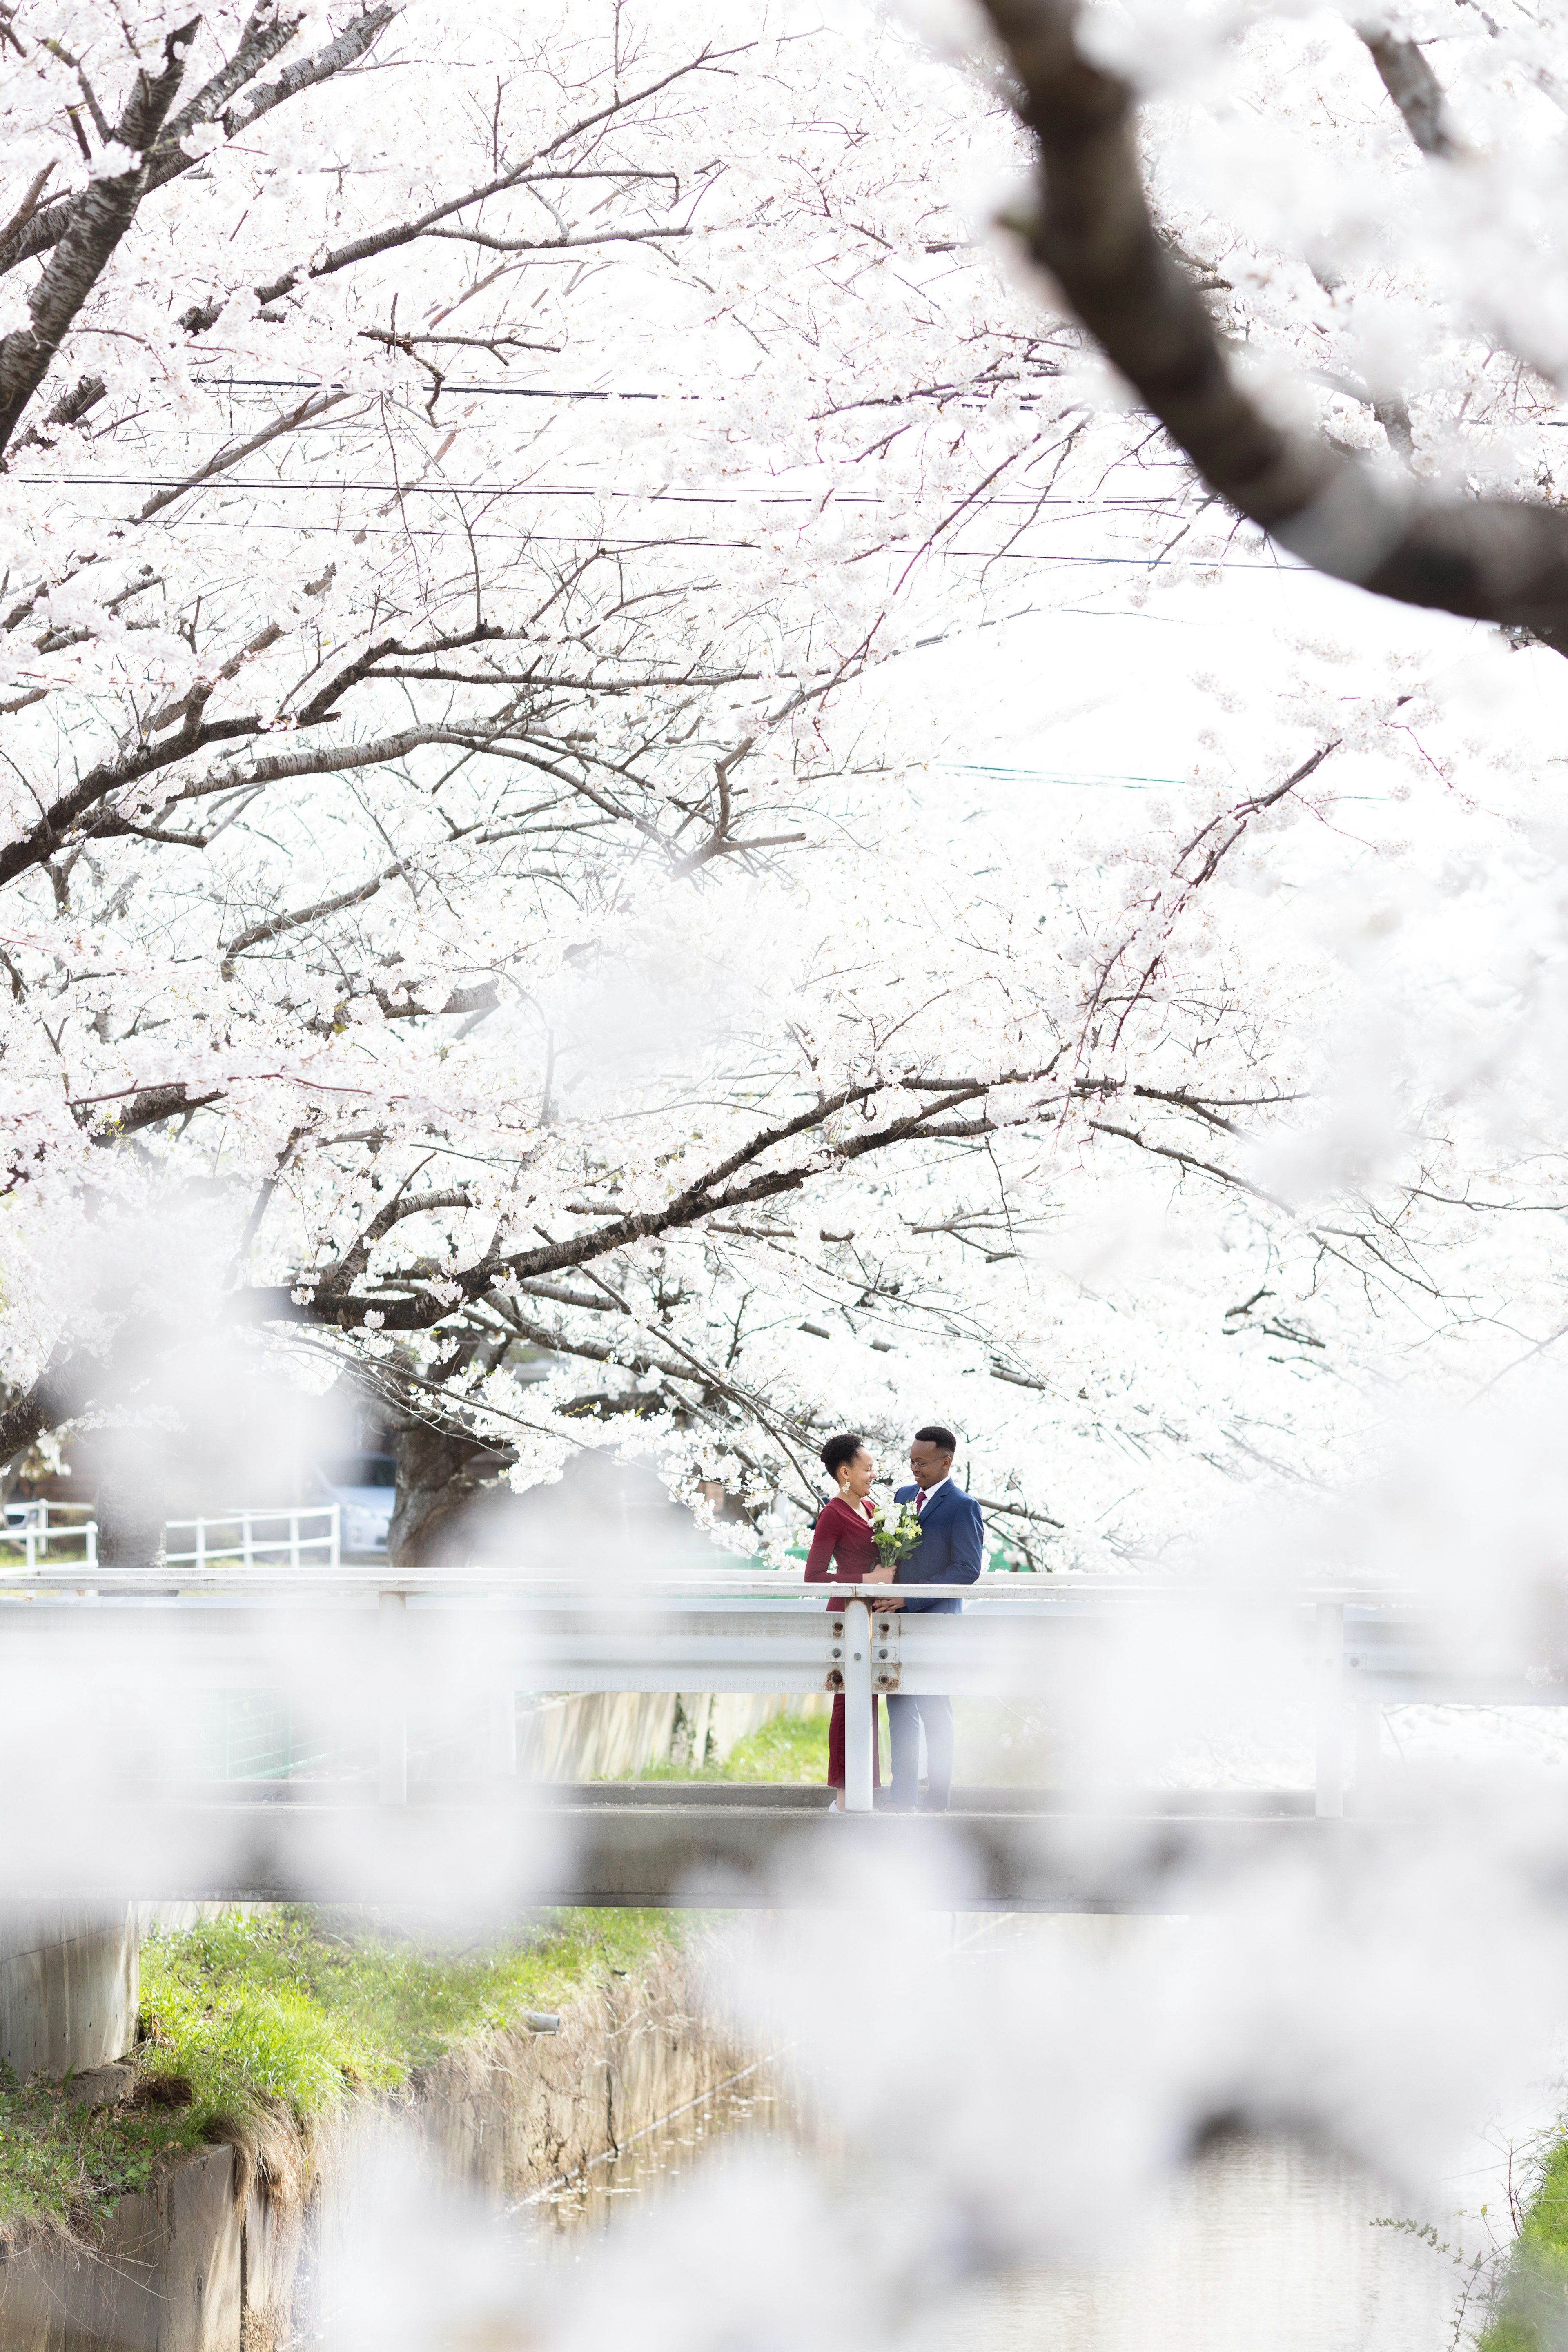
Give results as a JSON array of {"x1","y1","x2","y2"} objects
[
  {"x1": 163, "y1": 1508, "x2": 340, "y2": 1572},
  {"x1": 0, "y1": 1503, "x2": 339, "y2": 1572},
  {"x1": 0, "y1": 1501, "x2": 96, "y2": 1568}
]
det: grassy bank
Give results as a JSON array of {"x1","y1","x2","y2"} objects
[
  {"x1": 617, "y1": 1699, "x2": 1049, "y2": 1788},
  {"x1": 622, "y1": 1711, "x2": 832, "y2": 1784},
  {"x1": 0, "y1": 1907, "x2": 670, "y2": 2251},
  {"x1": 1477, "y1": 2135, "x2": 1568, "y2": 2351}
]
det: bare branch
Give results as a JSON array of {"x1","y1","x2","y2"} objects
[
  {"x1": 220, "y1": 861, "x2": 404, "y2": 975},
  {"x1": 137, "y1": 389, "x2": 353, "y2": 520}
]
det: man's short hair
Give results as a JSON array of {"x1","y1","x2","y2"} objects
[
  {"x1": 913, "y1": 1424, "x2": 957, "y2": 1457},
  {"x1": 821, "y1": 1431, "x2": 865, "y2": 1478}
]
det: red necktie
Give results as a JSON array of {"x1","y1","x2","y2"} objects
[{"x1": 915, "y1": 1490, "x2": 925, "y2": 1513}]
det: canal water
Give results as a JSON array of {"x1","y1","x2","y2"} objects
[
  {"x1": 527, "y1": 2071, "x2": 1477, "y2": 2350},
  {"x1": 522, "y1": 1907, "x2": 1520, "y2": 2352}
]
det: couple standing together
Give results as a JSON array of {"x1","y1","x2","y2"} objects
[{"x1": 804, "y1": 1423, "x2": 984, "y2": 1811}]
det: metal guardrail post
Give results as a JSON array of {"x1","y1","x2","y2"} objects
[
  {"x1": 843, "y1": 1597, "x2": 874, "y2": 1813},
  {"x1": 379, "y1": 1590, "x2": 409, "y2": 1804},
  {"x1": 1314, "y1": 1601, "x2": 1346, "y2": 1818}
]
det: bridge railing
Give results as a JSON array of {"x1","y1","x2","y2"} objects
[{"x1": 0, "y1": 1567, "x2": 1535, "y2": 1816}]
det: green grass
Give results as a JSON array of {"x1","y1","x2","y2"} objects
[
  {"x1": 1476, "y1": 2134, "x2": 1568, "y2": 2351},
  {"x1": 0, "y1": 2069, "x2": 199, "y2": 2242},
  {"x1": 0, "y1": 1907, "x2": 673, "y2": 2251},
  {"x1": 617, "y1": 1710, "x2": 833, "y2": 1784}
]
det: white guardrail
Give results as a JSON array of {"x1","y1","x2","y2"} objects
[
  {"x1": 0, "y1": 1503, "x2": 340, "y2": 1571},
  {"x1": 0, "y1": 1566, "x2": 1544, "y2": 1816}
]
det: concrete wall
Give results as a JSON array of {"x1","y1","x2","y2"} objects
[
  {"x1": 0, "y1": 2145, "x2": 242, "y2": 2352},
  {"x1": 0, "y1": 1943, "x2": 748, "y2": 2352},
  {"x1": 0, "y1": 1905, "x2": 137, "y2": 2079},
  {"x1": 516, "y1": 1687, "x2": 793, "y2": 1780}
]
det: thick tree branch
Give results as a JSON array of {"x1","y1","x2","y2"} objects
[
  {"x1": 977, "y1": 0, "x2": 1568, "y2": 655},
  {"x1": 0, "y1": 1343, "x2": 106, "y2": 1462},
  {"x1": 0, "y1": 6, "x2": 397, "y2": 280},
  {"x1": 238, "y1": 1077, "x2": 1067, "y2": 1331},
  {"x1": 0, "y1": 719, "x2": 264, "y2": 888},
  {"x1": 0, "y1": 19, "x2": 199, "y2": 460},
  {"x1": 1360, "y1": 30, "x2": 1460, "y2": 160}
]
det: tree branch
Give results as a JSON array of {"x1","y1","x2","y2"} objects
[
  {"x1": 219, "y1": 861, "x2": 403, "y2": 975},
  {"x1": 976, "y1": 0, "x2": 1568, "y2": 656},
  {"x1": 0, "y1": 19, "x2": 200, "y2": 460},
  {"x1": 137, "y1": 389, "x2": 352, "y2": 520},
  {"x1": 1361, "y1": 30, "x2": 1460, "y2": 160},
  {"x1": 0, "y1": 6, "x2": 396, "y2": 281}
]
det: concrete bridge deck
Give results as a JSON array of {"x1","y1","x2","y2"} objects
[{"x1": 2, "y1": 1785, "x2": 1363, "y2": 1913}]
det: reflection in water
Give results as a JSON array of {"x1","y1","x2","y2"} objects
[
  {"x1": 523, "y1": 2067, "x2": 1466, "y2": 2348},
  {"x1": 523, "y1": 2069, "x2": 800, "y2": 2239},
  {"x1": 910, "y1": 2136, "x2": 1463, "y2": 2352}
]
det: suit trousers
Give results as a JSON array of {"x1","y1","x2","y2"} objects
[{"x1": 887, "y1": 1690, "x2": 953, "y2": 1810}]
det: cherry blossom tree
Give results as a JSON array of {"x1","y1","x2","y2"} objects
[
  {"x1": 0, "y1": 0, "x2": 1185, "y2": 1556},
  {"x1": 11, "y1": 0, "x2": 1553, "y2": 1573}
]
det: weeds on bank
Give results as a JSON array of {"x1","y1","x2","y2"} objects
[
  {"x1": 0, "y1": 1907, "x2": 673, "y2": 2250},
  {"x1": 621, "y1": 1712, "x2": 833, "y2": 1783},
  {"x1": 0, "y1": 2066, "x2": 203, "y2": 2245},
  {"x1": 137, "y1": 1906, "x2": 671, "y2": 2130},
  {"x1": 1476, "y1": 2135, "x2": 1568, "y2": 2351}
]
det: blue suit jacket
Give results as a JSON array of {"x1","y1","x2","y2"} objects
[{"x1": 893, "y1": 1481, "x2": 984, "y2": 1613}]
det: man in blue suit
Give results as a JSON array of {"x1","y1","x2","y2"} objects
[{"x1": 883, "y1": 1424, "x2": 984, "y2": 1811}]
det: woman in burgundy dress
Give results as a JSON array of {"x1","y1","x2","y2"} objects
[{"x1": 805, "y1": 1431, "x2": 895, "y2": 1804}]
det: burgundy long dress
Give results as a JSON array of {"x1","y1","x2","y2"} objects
[{"x1": 804, "y1": 1495, "x2": 882, "y2": 1791}]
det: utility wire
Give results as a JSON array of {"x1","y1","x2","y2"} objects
[
  {"x1": 13, "y1": 476, "x2": 1203, "y2": 510},
  {"x1": 36, "y1": 513, "x2": 1294, "y2": 566}
]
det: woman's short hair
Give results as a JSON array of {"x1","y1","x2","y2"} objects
[{"x1": 820, "y1": 1431, "x2": 865, "y2": 1479}]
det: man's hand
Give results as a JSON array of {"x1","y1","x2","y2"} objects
[{"x1": 870, "y1": 1591, "x2": 904, "y2": 1611}]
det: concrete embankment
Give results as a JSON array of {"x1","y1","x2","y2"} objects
[
  {"x1": 0, "y1": 1907, "x2": 138, "y2": 2081},
  {"x1": 0, "y1": 1938, "x2": 745, "y2": 2352}
]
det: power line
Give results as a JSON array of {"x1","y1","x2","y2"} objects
[
  {"x1": 41, "y1": 512, "x2": 1295, "y2": 568},
  {"x1": 189, "y1": 377, "x2": 1070, "y2": 411},
  {"x1": 198, "y1": 379, "x2": 674, "y2": 401},
  {"x1": 15, "y1": 473, "x2": 1206, "y2": 512}
]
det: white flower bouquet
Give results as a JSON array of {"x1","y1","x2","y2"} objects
[{"x1": 870, "y1": 1499, "x2": 922, "y2": 1570}]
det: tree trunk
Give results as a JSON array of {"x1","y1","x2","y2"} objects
[
  {"x1": 387, "y1": 1423, "x2": 495, "y2": 1567},
  {"x1": 95, "y1": 1430, "x2": 166, "y2": 1570}
]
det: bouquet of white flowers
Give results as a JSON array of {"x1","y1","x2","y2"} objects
[{"x1": 870, "y1": 1499, "x2": 923, "y2": 1570}]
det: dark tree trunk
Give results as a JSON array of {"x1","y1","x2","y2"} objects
[
  {"x1": 387, "y1": 1423, "x2": 497, "y2": 1567},
  {"x1": 95, "y1": 1430, "x2": 166, "y2": 1570}
]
